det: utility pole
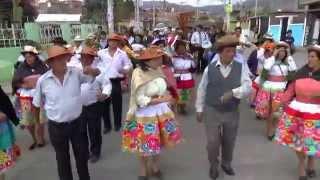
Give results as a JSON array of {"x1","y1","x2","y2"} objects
[
  {"x1": 196, "y1": 0, "x2": 200, "y2": 20},
  {"x1": 254, "y1": 0, "x2": 258, "y2": 17},
  {"x1": 153, "y1": 0, "x2": 156, "y2": 28},
  {"x1": 134, "y1": 0, "x2": 142, "y2": 32},
  {"x1": 107, "y1": 0, "x2": 114, "y2": 33}
]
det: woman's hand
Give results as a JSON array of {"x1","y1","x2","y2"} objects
[{"x1": 149, "y1": 95, "x2": 173, "y2": 105}]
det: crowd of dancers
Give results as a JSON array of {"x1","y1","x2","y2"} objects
[{"x1": 0, "y1": 24, "x2": 319, "y2": 180}]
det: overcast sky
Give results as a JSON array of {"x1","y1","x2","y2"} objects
[{"x1": 144, "y1": 0, "x2": 228, "y2": 7}]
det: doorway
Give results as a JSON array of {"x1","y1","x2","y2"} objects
[{"x1": 280, "y1": 17, "x2": 289, "y2": 41}]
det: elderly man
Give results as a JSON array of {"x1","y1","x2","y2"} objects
[
  {"x1": 67, "y1": 46, "x2": 112, "y2": 163},
  {"x1": 33, "y1": 46, "x2": 100, "y2": 180},
  {"x1": 196, "y1": 35, "x2": 252, "y2": 180},
  {"x1": 98, "y1": 33, "x2": 133, "y2": 133}
]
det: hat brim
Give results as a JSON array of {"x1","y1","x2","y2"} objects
[
  {"x1": 276, "y1": 43, "x2": 290, "y2": 49},
  {"x1": 216, "y1": 42, "x2": 239, "y2": 50},
  {"x1": 136, "y1": 53, "x2": 166, "y2": 61},
  {"x1": 308, "y1": 46, "x2": 320, "y2": 53},
  {"x1": 21, "y1": 51, "x2": 38, "y2": 55},
  {"x1": 108, "y1": 37, "x2": 123, "y2": 41},
  {"x1": 46, "y1": 52, "x2": 72, "y2": 62}
]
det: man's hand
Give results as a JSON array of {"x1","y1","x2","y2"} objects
[
  {"x1": 83, "y1": 66, "x2": 100, "y2": 77},
  {"x1": 220, "y1": 91, "x2": 233, "y2": 104},
  {"x1": 97, "y1": 90, "x2": 109, "y2": 101},
  {"x1": 196, "y1": 112, "x2": 204, "y2": 123}
]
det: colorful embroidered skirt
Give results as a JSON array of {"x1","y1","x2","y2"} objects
[
  {"x1": 19, "y1": 97, "x2": 46, "y2": 127},
  {"x1": 122, "y1": 103, "x2": 183, "y2": 156},
  {"x1": 0, "y1": 120, "x2": 17, "y2": 174},
  {"x1": 255, "y1": 88, "x2": 282, "y2": 119},
  {"x1": 178, "y1": 89, "x2": 192, "y2": 104},
  {"x1": 274, "y1": 107, "x2": 320, "y2": 157}
]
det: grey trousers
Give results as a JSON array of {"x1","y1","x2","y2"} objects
[{"x1": 204, "y1": 106, "x2": 240, "y2": 170}]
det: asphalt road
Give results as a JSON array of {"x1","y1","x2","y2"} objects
[{"x1": 7, "y1": 49, "x2": 320, "y2": 180}]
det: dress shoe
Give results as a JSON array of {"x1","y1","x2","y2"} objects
[
  {"x1": 209, "y1": 166, "x2": 219, "y2": 180},
  {"x1": 306, "y1": 169, "x2": 316, "y2": 178},
  {"x1": 114, "y1": 127, "x2": 121, "y2": 132},
  {"x1": 89, "y1": 155, "x2": 100, "y2": 163},
  {"x1": 103, "y1": 128, "x2": 111, "y2": 134},
  {"x1": 221, "y1": 165, "x2": 235, "y2": 176},
  {"x1": 152, "y1": 170, "x2": 163, "y2": 180},
  {"x1": 299, "y1": 176, "x2": 308, "y2": 180},
  {"x1": 138, "y1": 176, "x2": 148, "y2": 180}
]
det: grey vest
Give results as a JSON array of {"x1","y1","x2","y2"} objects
[{"x1": 205, "y1": 61, "x2": 242, "y2": 112}]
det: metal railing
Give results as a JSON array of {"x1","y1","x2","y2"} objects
[
  {"x1": 39, "y1": 24, "x2": 63, "y2": 45},
  {"x1": 0, "y1": 23, "x2": 26, "y2": 48}
]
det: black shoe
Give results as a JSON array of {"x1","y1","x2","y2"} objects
[
  {"x1": 209, "y1": 167, "x2": 219, "y2": 180},
  {"x1": 114, "y1": 127, "x2": 121, "y2": 132},
  {"x1": 29, "y1": 143, "x2": 37, "y2": 151},
  {"x1": 89, "y1": 155, "x2": 100, "y2": 163},
  {"x1": 267, "y1": 134, "x2": 275, "y2": 141},
  {"x1": 299, "y1": 176, "x2": 308, "y2": 180},
  {"x1": 37, "y1": 142, "x2": 46, "y2": 148},
  {"x1": 306, "y1": 169, "x2": 316, "y2": 178},
  {"x1": 138, "y1": 176, "x2": 148, "y2": 180},
  {"x1": 152, "y1": 170, "x2": 163, "y2": 180},
  {"x1": 103, "y1": 128, "x2": 111, "y2": 134},
  {"x1": 221, "y1": 165, "x2": 235, "y2": 176}
]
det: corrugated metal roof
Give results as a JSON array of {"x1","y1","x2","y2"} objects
[{"x1": 35, "y1": 14, "x2": 81, "y2": 22}]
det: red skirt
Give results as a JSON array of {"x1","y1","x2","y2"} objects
[
  {"x1": 255, "y1": 89, "x2": 282, "y2": 119},
  {"x1": 177, "y1": 79, "x2": 195, "y2": 89}
]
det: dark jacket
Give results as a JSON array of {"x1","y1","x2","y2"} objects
[{"x1": 0, "y1": 86, "x2": 19, "y2": 126}]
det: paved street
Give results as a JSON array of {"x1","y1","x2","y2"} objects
[{"x1": 7, "y1": 49, "x2": 320, "y2": 180}]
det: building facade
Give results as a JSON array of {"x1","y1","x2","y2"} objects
[{"x1": 300, "y1": 0, "x2": 320, "y2": 45}]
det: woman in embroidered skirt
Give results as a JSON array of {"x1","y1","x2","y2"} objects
[
  {"x1": 0, "y1": 86, "x2": 20, "y2": 180},
  {"x1": 274, "y1": 45, "x2": 320, "y2": 180},
  {"x1": 172, "y1": 40, "x2": 196, "y2": 114},
  {"x1": 255, "y1": 42, "x2": 297, "y2": 140},
  {"x1": 122, "y1": 47, "x2": 183, "y2": 180},
  {"x1": 12, "y1": 46, "x2": 48, "y2": 150}
]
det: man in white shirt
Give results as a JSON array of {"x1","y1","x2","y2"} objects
[
  {"x1": 68, "y1": 46, "x2": 112, "y2": 163},
  {"x1": 33, "y1": 45, "x2": 100, "y2": 180},
  {"x1": 97, "y1": 34, "x2": 133, "y2": 133},
  {"x1": 195, "y1": 35, "x2": 251, "y2": 180},
  {"x1": 191, "y1": 25, "x2": 207, "y2": 72}
]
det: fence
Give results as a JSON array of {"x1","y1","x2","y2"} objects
[
  {"x1": 0, "y1": 23, "x2": 99, "y2": 48},
  {"x1": 0, "y1": 23, "x2": 27, "y2": 48}
]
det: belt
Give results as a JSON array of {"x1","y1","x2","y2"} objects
[
  {"x1": 267, "y1": 75, "x2": 286, "y2": 82},
  {"x1": 110, "y1": 77, "x2": 124, "y2": 82},
  {"x1": 49, "y1": 119, "x2": 78, "y2": 126}
]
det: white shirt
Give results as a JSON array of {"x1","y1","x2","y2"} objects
[
  {"x1": 191, "y1": 31, "x2": 201, "y2": 45},
  {"x1": 97, "y1": 48, "x2": 133, "y2": 79},
  {"x1": 195, "y1": 57, "x2": 252, "y2": 112},
  {"x1": 33, "y1": 67, "x2": 94, "y2": 123},
  {"x1": 67, "y1": 57, "x2": 112, "y2": 106}
]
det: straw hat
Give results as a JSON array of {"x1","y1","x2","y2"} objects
[
  {"x1": 46, "y1": 45, "x2": 72, "y2": 62},
  {"x1": 87, "y1": 33, "x2": 96, "y2": 39},
  {"x1": 136, "y1": 46, "x2": 166, "y2": 61},
  {"x1": 216, "y1": 35, "x2": 240, "y2": 50},
  {"x1": 108, "y1": 33, "x2": 123, "y2": 41},
  {"x1": 276, "y1": 41, "x2": 290, "y2": 49},
  {"x1": 263, "y1": 33, "x2": 273, "y2": 40},
  {"x1": 307, "y1": 44, "x2": 320, "y2": 53},
  {"x1": 81, "y1": 46, "x2": 97, "y2": 57},
  {"x1": 21, "y1": 45, "x2": 39, "y2": 55},
  {"x1": 74, "y1": 35, "x2": 84, "y2": 42}
]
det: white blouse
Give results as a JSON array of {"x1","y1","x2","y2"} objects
[{"x1": 136, "y1": 78, "x2": 167, "y2": 107}]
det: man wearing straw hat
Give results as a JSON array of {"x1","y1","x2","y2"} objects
[
  {"x1": 68, "y1": 46, "x2": 112, "y2": 163},
  {"x1": 196, "y1": 35, "x2": 252, "y2": 180},
  {"x1": 32, "y1": 45, "x2": 100, "y2": 180},
  {"x1": 98, "y1": 33, "x2": 133, "y2": 133}
]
